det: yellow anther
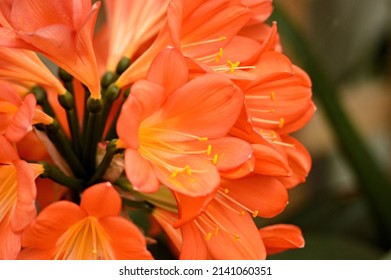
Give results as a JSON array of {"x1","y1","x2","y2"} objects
[
  {"x1": 224, "y1": 188, "x2": 229, "y2": 194},
  {"x1": 270, "y1": 91, "x2": 276, "y2": 101},
  {"x1": 234, "y1": 235, "x2": 240, "y2": 241},
  {"x1": 92, "y1": 249, "x2": 98, "y2": 255},
  {"x1": 205, "y1": 232, "x2": 212, "y2": 241},
  {"x1": 171, "y1": 170, "x2": 179, "y2": 178},
  {"x1": 214, "y1": 227, "x2": 219, "y2": 236},
  {"x1": 278, "y1": 117, "x2": 285, "y2": 128},
  {"x1": 184, "y1": 165, "x2": 192, "y2": 175},
  {"x1": 199, "y1": 137, "x2": 208, "y2": 141},
  {"x1": 219, "y1": 36, "x2": 227, "y2": 40},
  {"x1": 252, "y1": 210, "x2": 259, "y2": 218},
  {"x1": 227, "y1": 60, "x2": 240, "y2": 73},
  {"x1": 215, "y1": 48, "x2": 224, "y2": 63},
  {"x1": 207, "y1": 144, "x2": 212, "y2": 156},
  {"x1": 240, "y1": 211, "x2": 245, "y2": 216},
  {"x1": 212, "y1": 154, "x2": 219, "y2": 165}
]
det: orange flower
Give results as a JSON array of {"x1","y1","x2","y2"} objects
[
  {"x1": 117, "y1": 48, "x2": 252, "y2": 196},
  {"x1": 0, "y1": 0, "x2": 101, "y2": 98},
  {"x1": 115, "y1": 0, "x2": 252, "y2": 87},
  {"x1": 0, "y1": 47, "x2": 66, "y2": 94},
  {"x1": 0, "y1": 135, "x2": 43, "y2": 259},
  {"x1": 149, "y1": 173, "x2": 288, "y2": 260},
  {"x1": 104, "y1": 0, "x2": 170, "y2": 71},
  {"x1": 18, "y1": 182, "x2": 153, "y2": 260},
  {"x1": 0, "y1": 81, "x2": 53, "y2": 142}
]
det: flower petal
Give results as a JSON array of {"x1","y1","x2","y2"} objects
[
  {"x1": 221, "y1": 175, "x2": 288, "y2": 218},
  {"x1": 0, "y1": 134, "x2": 19, "y2": 162},
  {"x1": 204, "y1": 201, "x2": 266, "y2": 259},
  {"x1": 5, "y1": 94, "x2": 36, "y2": 143},
  {"x1": 100, "y1": 216, "x2": 153, "y2": 260},
  {"x1": 147, "y1": 48, "x2": 188, "y2": 96},
  {"x1": 80, "y1": 182, "x2": 121, "y2": 218},
  {"x1": 259, "y1": 224, "x2": 305, "y2": 255},
  {"x1": 123, "y1": 149, "x2": 160, "y2": 193},
  {"x1": 21, "y1": 201, "x2": 86, "y2": 249},
  {"x1": 117, "y1": 80, "x2": 165, "y2": 149},
  {"x1": 160, "y1": 73, "x2": 243, "y2": 140},
  {"x1": 180, "y1": 221, "x2": 208, "y2": 259},
  {"x1": 10, "y1": 161, "x2": 42, "y2": 232},
  {"x1": 154, "y1": 154, "x2": 220, "y2": 196}
]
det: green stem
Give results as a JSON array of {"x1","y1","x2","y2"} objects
[
  {"x1": 40, "y1": 162, "x2": 84, "y2": 191},
  {"x1": 87, "y1": 139, "x2": 123, "y2": 186},
  {"x1": 272, "y1": 5, "x2": 391, "y2": 247},
  {"x1": 41, "y1": 121, "x2": 86, "y2": 178},
  {"x1": 58, "y1": 92, "x2": 82, "y2": 158},
  {"x1": 82, "y1": 97, "x2": 103, "y2": 174}
]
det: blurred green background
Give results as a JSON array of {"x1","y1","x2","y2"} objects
[{"x1": 264, "y1": 0, "x2": 391, "y2": 260}]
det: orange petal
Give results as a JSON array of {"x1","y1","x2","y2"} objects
[
  {"x1": 160, "y1": 73, "x2": 243, "y2": 139},
  {"x1": 259, "y1": 224, "x2": 305, "y2": 255},
  {"x1": 0, "y1": 212, "x2": 20, "y2": 259},
  {"x1": 173, "y1": 190, "x2": 216, "y2": 228},
  {"x1": 221, "y1": 175, "x2": 288, "y2": 218},
  {"x1": 123, "y1": 149, "x2": 160, "y2": 193},
  {"x1": 0, "y1": 134, "x2": 19, "y2": 162},
  {"x1": 5, "y1": 94, "x2": 36, "y2": 143},
  {"x1": 278, "y1": 136, "x2": 312, "y2": 189},
  {"x1": 22, "y1": 201, "x2": 86, "y2": 249},
  {"x1": 80, "y1": 182, "x2": 121, "y2": 218},
  {"x1": 154, "y1": 154, "x2": 220, "y2": 196},
  {"x1": 179, "y1": 222, "x2": 208, "y2": 259},
  {"x1": 147, "y1": 48, "x2": 189, "y2": 96},
  {"x1": 100, "y1": 216, "x2": 153, "y2": 260},
  {"x1": 203, "y1": 200, "x2": 266, "y2": 259},
  {"x1": 10, "y1": 161, "x2": 41, "y2": 232},
  {"x1": 117, "y1": 80, "x2": 165, "y2": 149}
]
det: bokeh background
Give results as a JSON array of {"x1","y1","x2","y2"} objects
[{"x1": 264, "y1": 0, "x2": 391, "y2": 259}]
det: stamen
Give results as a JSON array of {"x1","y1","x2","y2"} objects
[
  {"x1": 218, "y1": 189, "x2": 259, "y2": 218},
  {"x1": 184, "y1": 165, "x2": 192, "y2": 175},
  {"x1": 244, "y1": 91, "x2": 275, "y2": 101},
  {"x1": 227, "y1": 60, "x2": 240, "y2": 73},
  {"x1": 216, "y1": 48, "x2": 224, "y2": 63},
  {"x1": 278, "y1": 117, "x2": 285, "y2": 128},
  {"x1": 207, "y1": 144, "x2": 212, "y2": 156},
  {"x1": 248, "y1": 108, "x2": 276, "y2": 113},
  {"x1": 205, "y1": 232, "x2": 212, "y2": 241},
  {"x1": 182, "y1": 36, "x2": 227, "y2": 48},
  {"x1": 271, "y1": 140, "x2": 296, "y2": 148},
  {"x1": 252, "y1": 117, "x2": 285, "y2": 128},
  {"x1": 212, "y1": 154, "x2": 219, "y2": 165}
]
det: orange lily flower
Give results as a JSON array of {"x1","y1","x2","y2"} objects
[
  {"x1": 104, "y1": 0, "x2": 170, "y2": 71},
  {"x1": 0, "y1": 0, "x2": 101, "y2": 98},
  {"x1": 0, "y1": 135, "x2": 43, "y2": 259},
  {"x1": 0, "y1": 81, "x2": 53, "y2": 142},
  {"x1": 117, "y1": 48, "x2": 252, "y2": 196},
  {"x1": 259, "y1": 224, "x2": 305, "y2": 255},
  {"x1": 0, "y1": 47, "x2": 66, "y2": 94},
  {"x1": 18, "y1": 182, "x2": 153, "y2": 260}
]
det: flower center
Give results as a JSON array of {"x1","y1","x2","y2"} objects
[{"x1": 54, "y1": 217, "x2": 114, "y2": 260}]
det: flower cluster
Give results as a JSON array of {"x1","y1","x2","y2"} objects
[{"x1": 0, "y1": 0, "x2": 315, "y2": 259}]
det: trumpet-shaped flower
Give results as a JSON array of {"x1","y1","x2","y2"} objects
[
  {"x1": 0, "y1": 135, "x2": 43, "y2": 259},
  {"x1": 104, "y1": 0, "x2": 170, "y2": 71},
  {"x1": 0, "y1": 0, "x2": 101, "y2": 98},
  {"x1": 0, "y1": 47, "x2": 66, "y2": 94},
  {"x1": 18, "y1": 182, "x2": 153, "y2": 260},
  {"x1": 115, "y1": 0, "x2": 252, "y2": 87},
  {"x1": 117, "y1": 48, "x2": 252, "y2": 196}
]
